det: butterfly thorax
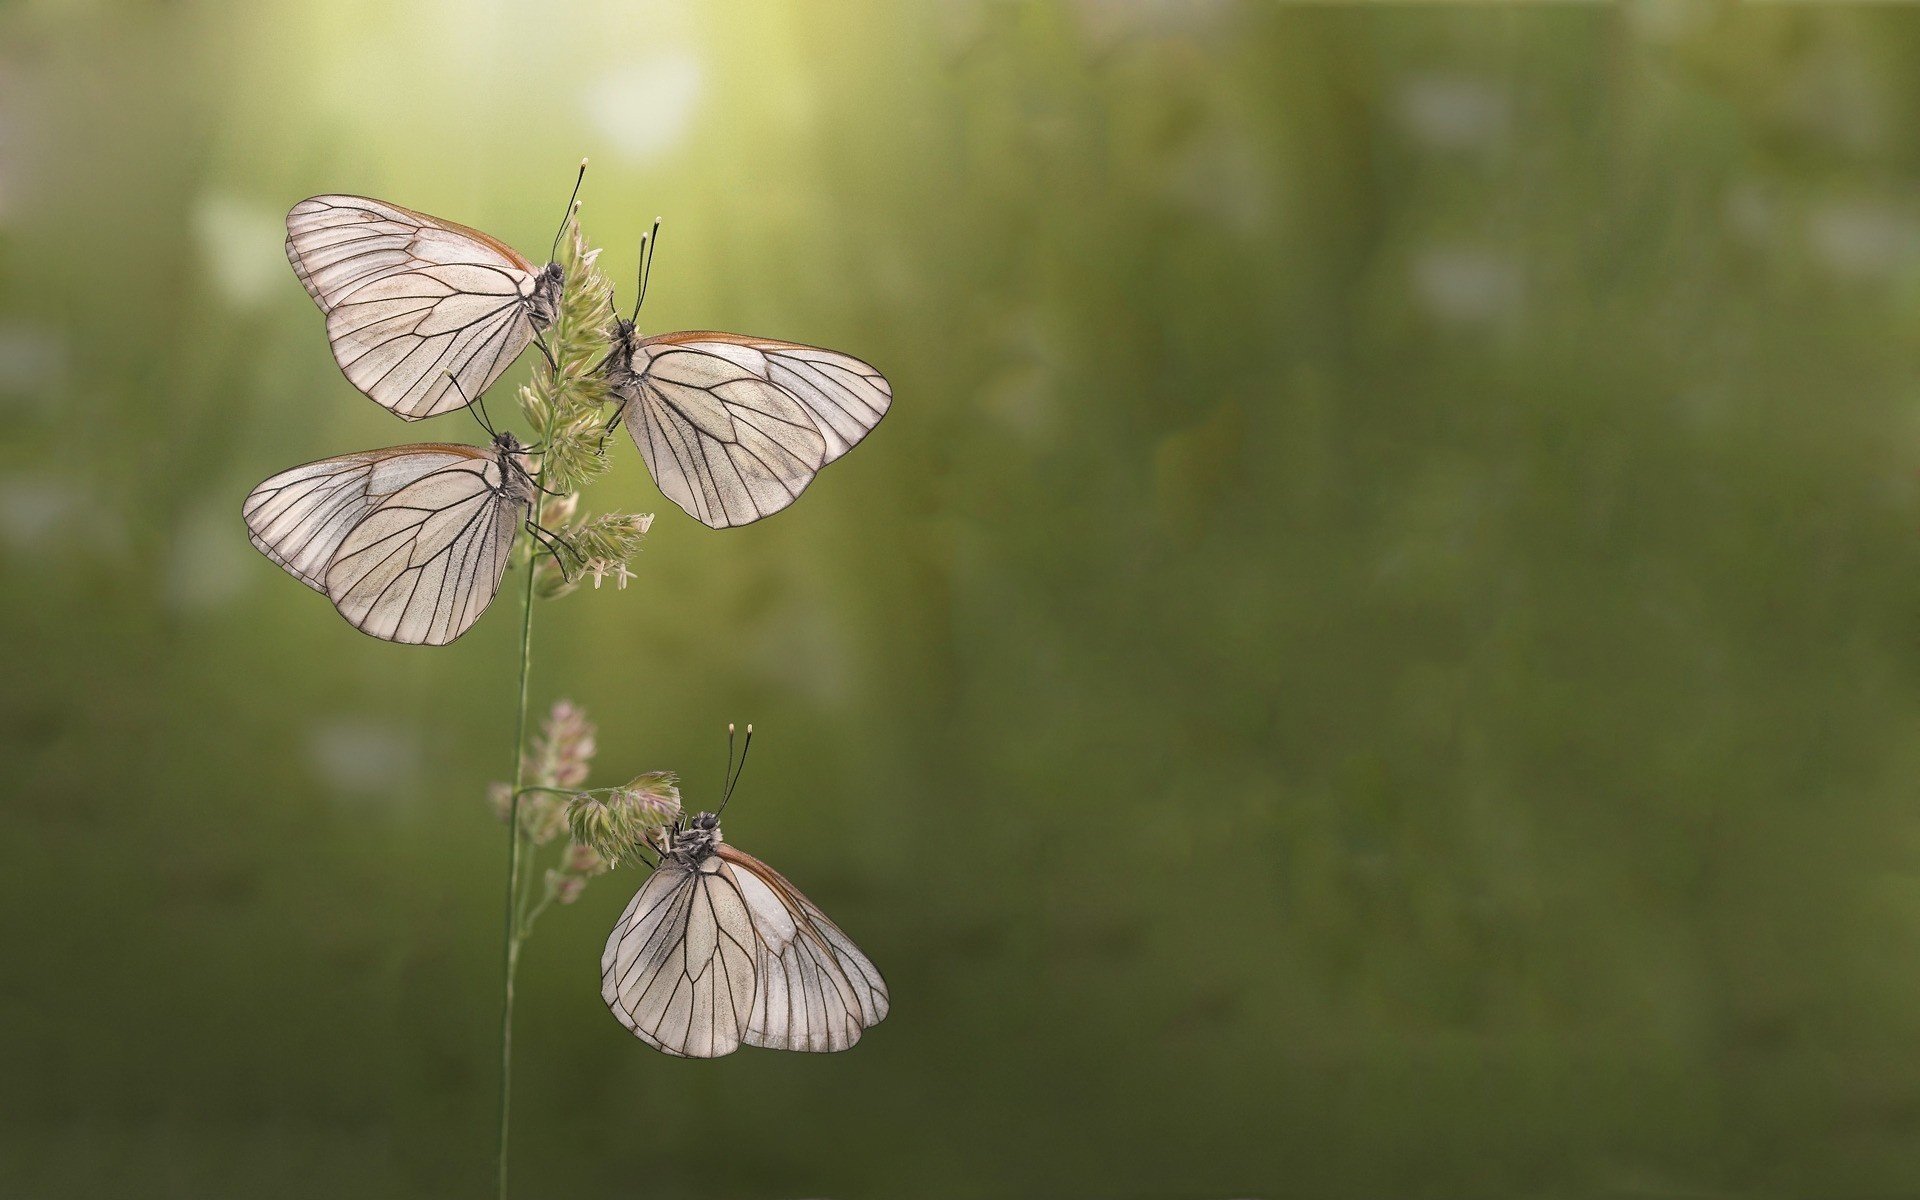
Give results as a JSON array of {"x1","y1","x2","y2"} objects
[
  {"x1": 523, "y1": 262, "x2": 565, "y2": 328},
  {"x1": 665, "y1": 812, "x2": 724, "y2": 866},
  {"x1": 490, "y1": 432, "x2": 538, "y2": 505},
  {"x1": 604, "y1": 318, "x2": 645, "y2": 388}
]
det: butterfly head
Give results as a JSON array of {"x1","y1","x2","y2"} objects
[{"x1": 668, "y1": 811, "x2": 724, "y2": 863}]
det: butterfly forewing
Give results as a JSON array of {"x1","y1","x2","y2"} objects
[
  {"x1": 620, "y1": 333, "x2": 891, "y2": 528},
  {"x1": 286, "y1": 195, "x2": 544, "y2": 420},
  {"x1": 244, "y1": 443, "x2": 530, "y2": 646},
  {"x1": 601, "y1": 859, "x2": 758, "y2": 1058}
]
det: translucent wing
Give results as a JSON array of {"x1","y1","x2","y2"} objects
[
  {"x1": 244, "y1": 444, "x2": 490, "y2": 592},
  {"x1": 621, "y1": 332, "x2": 891, "y2": 528},
  {"x1": 716, "y1": 844, "x2": 890, "y2": 1052},
  {"x1": 601, "y1": 860, "x2": 759, "y2": 1059},
  {"x1": 321, "y1": 452, "x2": 528, "y2": 646},
  {"x1": 286, "y1": 195, "x2": 542, "y2": 420}
]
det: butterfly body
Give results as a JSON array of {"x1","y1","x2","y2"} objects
[
  {"x1": 244, "y1": 431, "x2": 539, "y2": 645},
  {"x1": 660, "y1": 810, "x2": 726, "y2": 865},
  {"x1": 520, "y1": 261, "x2": 566, "y2": 325},
  {"x1": 603, "y1": 317, "x2": 892, "y2": 529},
  {"x1": 602, "y1": 809, "x2": 889, "y2": 1057},
  {"x1": 285, "y1": 195, "x2": 565, "y2": 420}
]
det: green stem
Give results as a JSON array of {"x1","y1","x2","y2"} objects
[
  {"x1": 519, "y1": 875, "x2": 561, "y2": 941},
  {"x1": 512, "y1": 832, "x2": 544, "y2": 939},
  {"x1": 497, "y1": 491, "x2": 544, "y2": 1200}
]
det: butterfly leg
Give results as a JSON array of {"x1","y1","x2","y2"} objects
[
  {"x1": 523, "y1": 471, "x2": 569, "y2": 499},
  {"x1": 525, "y1": 519, "x2": 576, "y2": 559},
  {"x1": 524, "y1": 521, "x2": 579, "y2": 582},
  {"x1": 443, "y1": 372, "x2": 498, "y2": 438},
  {"x1": 524, "y1": 526, "x2": 566, "y2": 579},
  {"x1": 532, "y1": 331, "x2": 561, "y2": 373},
  {"x1": 597, "y1": 395, "x2": 631, "y2": 454}
]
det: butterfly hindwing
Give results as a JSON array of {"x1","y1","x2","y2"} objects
[
  {"x1": 324, "y1": 456, "x2": 525, "y2": 646},
  {"x1": 619, "y1": 332, "x2": 891, "y2": 528},
  {"x1": 718, "y1": 845, "x2": 890, "y2": 1052}
]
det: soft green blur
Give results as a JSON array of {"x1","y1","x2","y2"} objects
[{"x1": 7, "y1": 3, "x2": 1920, "y2": 1197}]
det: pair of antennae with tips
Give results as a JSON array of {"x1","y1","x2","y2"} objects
[
  {"x1": 716, "y1": 722, "x2": 753, "y2": 817},
  {"x1": 546, "y1": 158, "x2": 662, "y2": 324},
  {"x1": 628, "y1": 217, "x2": 661, "y2": 321}
]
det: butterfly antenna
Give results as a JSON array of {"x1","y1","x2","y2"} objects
[
  {"x1": 446, "y1": 374, "x2": 497, "y2": 439},
  {"x1": 550, "y1": 157, "x2": 588, "y2": 264},
  {"x1": 717, "y1": 723, "x2": 753, "y2": 817},
  {"x1": 719, "y1": 722, "x2": 737, "y2": 807},
  {"x1": 532, "y1": 331, "x2": 560, "y2": 373},
  {"x1": 630, "y1": 217, "x2": 661, "y2": 321},
  {"x1": 637, "y1": 229, "x2": 660, "y2": 320}
]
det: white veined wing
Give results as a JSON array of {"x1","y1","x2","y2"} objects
[
  {"x1": 600, "y1": 843, "x2": 888, "y2": 1057},
  {"x1": 243, "y1": 441, "x2": 534, "y2": 646},
  {"x1": 600, "y1": 857, "x2": 759, "y2": 1059},
  {"x1": 614, "y1": 329, "x2": 891, "y2": 529},
  {"x1": 286, "y1": 195, "x2": 559, "y2": 421},
  {"x1": 718, "y1": 844, "x2": 890, "y2": 1052}
]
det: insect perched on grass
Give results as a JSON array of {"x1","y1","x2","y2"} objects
[
  {"x1": 243, "y1": 419, "x2": 574, "y2": 646},
  {"x1": 284, "y1": 164, "x2": 588, "y2": 421},
  {"x1": 600, "y1": 222, "x2": 894, "y2": 528},
  {"x1": 601, "y1": 726, "x2": 890, "y2": 1057}
]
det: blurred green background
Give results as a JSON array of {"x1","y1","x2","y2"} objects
[{"x1": 7, "y1": 1, "x2": 1920, "y2": 1197}]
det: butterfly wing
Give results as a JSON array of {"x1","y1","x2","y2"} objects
[
  {"x1": 601, "y1": 860, "x2": 759, "y2": 1058},
  {"x1": 321, "y1": 450, "x2": 528, "y2": 645},
  {"x1": 716, "y1": 844, "x2": 890, "y2": 1052},
  {"x1": 286, "y1": 195, "x2": 542, "y2": 421},
  {"x1": 621, "y1": 332, "x2": 891, "y2": 528},
  {"x1": 244, "y1": 444, "x2": 491, "y2": 592}
]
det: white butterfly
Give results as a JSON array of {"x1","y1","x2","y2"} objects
[
  {"x1": 285, "y1": 184, "x2": 573, "y2": 421},
  {"x1": 601, "y1": 770, "x2": 889, "y2": 1057},
  {"x1": 601, "y1": 226, "x2": 893, "y2": 528},
  {"x1": 242, "y1": 433, "x2": 543, "y2": 645}
]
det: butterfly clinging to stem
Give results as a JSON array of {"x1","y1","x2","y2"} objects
[
  {"x1": 284, "y1": 162, "x2": 589, "y2": 420},
  {"x1": 601, "y1": 221, "x2": 894, "y2": 528},
  {"x1": 242, "y1": 393, "x2": 576, "y2": 645},
  {"x1": 601, "y1": 724, "x2": 890, "y2": 1058}
]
